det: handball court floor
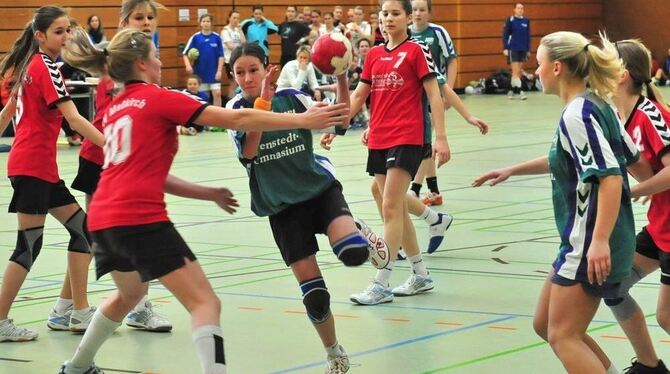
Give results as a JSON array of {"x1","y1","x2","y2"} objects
[{"x1": 2, "y1": 88, "x2": 670, "y2": 373}]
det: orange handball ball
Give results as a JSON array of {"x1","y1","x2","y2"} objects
[{"x1": 311, "y1": 33, "x2": 353, "y2": 76}]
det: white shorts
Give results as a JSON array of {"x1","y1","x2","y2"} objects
[{"x1": 199, "y1": 83, "x2": 221, "y2": 91}]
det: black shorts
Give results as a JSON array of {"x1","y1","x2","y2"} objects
[
  {"x1": 71, "y1": 157, "x2": 102, "y2": 195},
  {"x1": 91, "y1": 221, "x2": 197, "y2": 282},
  {"x1": 508, "y1": 50, "x2": 528, "y2": 63},
  {"x1": 421, "y1": 143, "x2": 432, "y2": 160},
  {"x1": 8, "y1": 176, "x2": 77, "y2": 214},
  {"x1": 366, "y1": 145, "x2": 423, "y2": 178},
  {"x1": 268, "y1": 181, "x2": 352, "y2": 266},
  {"x1": 551, "y1": 273, "x2": 622, "y2": 299},
  {"x1": 636, "y1": 227, "x2": 670, "y2": 285}
]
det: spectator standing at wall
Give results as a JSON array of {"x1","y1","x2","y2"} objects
[
  {"x1": 279, "y1": 6, "x2": 312, "y2": 67},
  {"x1": 502, "y1": 2, "x2": 531, "y2": 100},
  {"x1": 241, "y1": 4, "x2": 278, "y2": 60}
]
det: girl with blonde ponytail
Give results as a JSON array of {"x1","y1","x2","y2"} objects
[
  {"x1": 603, "y1": 39, "x2": 670, "y2": 374},
  {"x1": 474, "y1": 31, "x2": 648, "y2": 373},
  {"x1": 58, "y1": 27, "x2": 348, "y2": 374},
  {"x1": 53, "y1": 0, "x2": 174, "y2": 335}
]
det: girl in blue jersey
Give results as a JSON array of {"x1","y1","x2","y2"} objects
[
  {"x1": 474, "y1": 32, "x2": 646, "y2": 373},
  {"x1": 503, "y1": 3, "x2": 531, "y2": 100},
  {"x1": 183, "y1": 13, "x2": 224, "y2": 107},
  {"x1": 227, "y1": 42, "x2": 386, "y2": 373}
]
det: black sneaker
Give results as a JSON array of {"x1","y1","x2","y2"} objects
[{"x1": 623, "y1": 358, "x2": 670, "y2": 374}]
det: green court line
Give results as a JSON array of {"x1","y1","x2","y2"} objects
[{"x1": 420, "y1": 314, "x2": 657, "y2": 373}]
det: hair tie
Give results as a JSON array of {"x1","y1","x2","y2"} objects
[
  {"x1": 583, "y1": 43, "x2": 592, "y2": 52},
  {"x1": 102, "y1": 48, "x2": 109, "y2": 56}
]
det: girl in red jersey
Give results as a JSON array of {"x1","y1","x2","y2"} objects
[
  {"x1": 57, "y1": 0, "x2": 173, "y2": 334},
  {"x1": 603, "y1": 39, "x2": 670, "y2": 374},
  {"x1": 57, "y1": 28, "x2": 347, "y2": 374},
  {"x1": 347, "y1": 0, "x2": 449, "y2": 305},
  {"x1": 0, "y1": 6, "x2": 105, "y2": 342}
]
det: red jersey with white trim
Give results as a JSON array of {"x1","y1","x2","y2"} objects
[
  {"x1": 87, "y1": 82, "x2": 207, "y2": 231},
  {"x1": 360, "y1": 38, "x2": 437, "y2": 149},
  {"x1": 80, "y1": 77, "x2": 116, "y2": 165},
  {"x1": 625, "y1": 96, "x2": 670, "y2": 251},
  {"x1": 8, "y1": 53, "x2": 71, "y2": 182}
]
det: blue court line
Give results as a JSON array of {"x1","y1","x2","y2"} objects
[{"x1": 270, "y1": 315, "x2": 517, "y2": 373}]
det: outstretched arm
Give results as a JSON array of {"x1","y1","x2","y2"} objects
[{"x1": 472, "y1": 155, "x2": 549, "y2": 187}]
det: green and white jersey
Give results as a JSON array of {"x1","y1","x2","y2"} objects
[
  {"x1": 410, "y1": 23, "x2": 457, "y2": 79},
  {"x1": 421, "y1": 74, "x2": 446, "y2": 144},
  {"x1": 227, "y1": 89, "x2": 337, "y2": 217},
  {"x1": 548, "y1": 93, "x2": 639, "y2": 283}
]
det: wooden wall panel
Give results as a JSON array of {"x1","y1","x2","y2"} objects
[
  {"x1": 0, "y1": 0, "x2": 604, "y2": 89},
  {"x1": 604, "y1": 0, "x2": 670, "y2": 66}
]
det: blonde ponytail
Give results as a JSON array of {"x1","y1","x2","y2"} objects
[{"x1": 540, "y1": 31, "x2": 622, "y2": 100}]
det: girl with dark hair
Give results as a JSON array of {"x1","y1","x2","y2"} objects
[
  {"x1": 0, "y1": 5, "x2": 104, "y2": 342},
  {"x1": 227, "y1": 42, "x2": 386, "y2": 374},
  {"x1": 603, "y1": 39, "x2": 670, "y2": 374},
  {"x1": 86, "y1": 15, "x2": 106, "y2": 44}
]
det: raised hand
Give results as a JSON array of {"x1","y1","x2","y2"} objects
[{"x1": 260, "y1": 64, "x2": 280, "y2": 101}]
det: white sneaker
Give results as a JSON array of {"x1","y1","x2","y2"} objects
[
  {"x1": 326, "y1": 354, "x2": 350, "y2": 373},
  {"x1": 0, "y1": 318, "x2": 38, "y2": 342},
  {"x1": 47, "y1": 306, "x2": 73, "y2": 331},
  {"x1": 353, "y1": 218, "x2": 390, "y2": 269},
  {"x1": 392, "y1": 274, "x2": 434, "y2": 296},
  {"x1": 59, "y1": 360, "x2": 104, "y2": 374},
  {"x1": 427, "y1": 213, "x2": 453, "y2": 254},
  {"x1": 350, "y1": 281, "x2": 393, "y2": 305},
  {"x1": 126, "y1": 301, "x2": 172, "y2": 332},
  {"x1": 519, "y1": 91, "x2": 527, "y2": 100},
  {"x1": 70, "y1": 306, "x2": 97, "y2": 333}
]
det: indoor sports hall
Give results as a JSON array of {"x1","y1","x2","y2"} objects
[{"x1": 1, "y1": 1, "x2": 669, "y2": 373}]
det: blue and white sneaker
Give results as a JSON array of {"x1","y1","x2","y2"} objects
[
  {"x1": 350, "y1": 281, "x2": 393, "y2": 305},
  {"x1": 392, "y1": 274, "x2": 434, "y2": 296},
  {"x1": 70, "y1": 306, "x2": 97, "y2": 333},
  {"x1": 47, "y1": 306, "x2": 73, "y2": 331},
  {"x1": 126, "y1": 301, "x2": 172, "y2": 332},
  {"x1": 427, "y1": 213, "x2": 453, "y2": 254}
]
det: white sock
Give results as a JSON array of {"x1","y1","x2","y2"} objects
[
  {"x1": 408, "y1": 254, "x2": 428, "y2": 276},
  {"x1": 325, "y1": 340, "x2": 345, "y2": 358},
  {"x1": 512, "y1": 77, "x2": 522, "y2": 88},
  {"x1": 71, "y1": 308, "x2": 121, "y2": 368},
  {"x1": 374, "y1": 260, "x2": 395, "y2": 286},
  {"x1": 192, "y1": 325, "x2": 227, "y2": 374},
  {"x1": 419, "y1": 207, "x2": 439, "y2": 225},
  {"x1": 133, "y1": 295, "x2": 149, "y2": 312},
  {"x1": 606, "y1": 364, "x2": 620, "y2": 374},
  {"x1": 55, "y1": 297, "x2": 73, "y2": 314}
]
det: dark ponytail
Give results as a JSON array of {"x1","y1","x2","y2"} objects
[{"x1": 0, "y1": 6, "x2": 68, "y2": 94}]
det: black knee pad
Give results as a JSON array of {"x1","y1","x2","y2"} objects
[
  {"x1": 332, "y1": 232, "x2": 369, "y2": 267},
  {"x1": 300, "y1": 278, "x2": 331, "y2": 324},
  {"x1": 64, "y1": 208, "x2": 91, "y2": 253},
  {"x1": 10, "y1": 227, "x2": 44, "y2": 271}
]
